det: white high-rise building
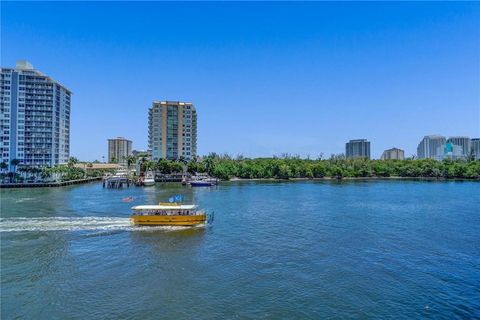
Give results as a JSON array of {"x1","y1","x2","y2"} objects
[
  {"x1": 471, "y1": 138, "x2": 480, "y2": 159},
  {"x1": 442, "y1": 142, "x2": 464, "y2": 160},
  {"x1": 417, "y1": 135, "x2": 446, "y2": 160},
  {"x1": 148, "y1": 101, "x2": 197, "y2": 161},
  {"x1": 447, "y1": 136, "x2": 470, "y2": 159},
  {"x1": 1, "y1": 61, "x2": 72, "y2": 171}
]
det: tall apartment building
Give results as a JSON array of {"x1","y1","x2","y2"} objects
[
  {"x1": 148, "y1": 101, "x2": 197, "y2": 161},
  {"x1": 471, "y1": 138, "x2": 480, "y2": 159},
  {"x1": 345, "y1": 139, "x2": 370, "y2": 159},
  {"x1": 447, "y1": 136, "x2": 470, "y2": 158},
  {"x1": 1, "y1": 61, "x2": 71, "y2": 171},
  {"x1": 443, "y1": 142, "x2": 464, "y2": 160},
  {"x1": 417, "y1": 135, "x2": 446, "y2": 160},
  {"x1": 380, "y1": 147, "x2": 405, "y2": 160},
  {"x1": 108, "y1": 137, "x2": 132, "y2": 165}
]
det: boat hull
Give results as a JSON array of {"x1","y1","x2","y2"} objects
[
  {"x1": 131, "y1": 214, "x2": 206, "y2": 226},
  {"x1": 143, "y1": 180, "x2": 155, "y2": 186},
  {"x1": 190, "y1": 181, "x2": 215, "y2": 187}
]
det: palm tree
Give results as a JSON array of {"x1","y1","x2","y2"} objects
[
  {"x1": 138, "y1": 156, "x2": 147, "y2": 173},
  {"x1": 204, "y1": 156, "x2": 216, "y2": 176},
  {"x1": 178, "y1": 156, "x2": 188, "y2": 165},
  {"x1": 146, "y1": 160, "x2": 156, "y2": 172},
  {"x1": 10, "y1": 159, "x2": 20, "y2": 182},
  {"x1": 17, "y1": 166, "x2": 28, "y2": 181},
  {"x1": 125, "y1": 155, "x2": 136, "y2": 170},
  {"x1": 41, "y1": 167, "x2": 53, "y2": 181},
  {"x1": 7, "y1": 172, "x2": 15, "y2": 183},
  {"x1": 67, "y1": 157, "x2": 79, "y2": 168},
  {"x1": 0, "y1": 161, "x2": 7, "y2": 173},
  {"x1": 30, "y1": 167, "x2": 42, "y2": 182}
]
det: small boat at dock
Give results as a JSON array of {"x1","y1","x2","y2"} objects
[
  {"x1": 143, "y1": 171, "x2": 155, "y2": 186},
  {"x1": 186, "y1": 173, "x2": 219, "y2": 187},
  {"x1": 190, "y1": 180, "x2": 216, "y2": 187}
]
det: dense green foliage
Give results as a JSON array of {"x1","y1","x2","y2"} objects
[
  {"x1": 41, "y1": 164, "x2": 114, "y2": 182},
  {"x1": 190, "y1": 156, "x2": 480, "y2": 180},
  {"x1": 0, "y1": 157, "x2": 115, "y2": 183},
  {"x1": 138, "y1": 158, "x2": 184, "y2": 174},
  {"x1": 3, "y1": 155, "x2": 479, "y2": 184},
  {"x1": 136, "y1": 155, "x2": 480, "y2": 180},
  {"x1": 41, "y1": 166, "x2": 86, "y2": 181}
]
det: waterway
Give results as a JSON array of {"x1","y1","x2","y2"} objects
[{"x1": 1, "y1": 180, "x2": 479, "y2": 319}]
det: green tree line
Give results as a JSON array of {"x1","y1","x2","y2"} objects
[
  {"x1": 136, "y1": 154, "x2": 480, "y2": 180},
  {"x1": 189, "y1": 155, "x2": 480, "y2": 180},
  {"x1": 3, "y1": 155, "x2": 480, "y2": 183}
]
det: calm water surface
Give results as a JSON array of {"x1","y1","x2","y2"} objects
[{"x1": 1, "y1": 180, "x2": 479, "y2": 319}]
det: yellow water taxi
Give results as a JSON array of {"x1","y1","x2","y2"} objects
[{"x1": 131, "y1": 202, "x2": 209, "y2": 226}]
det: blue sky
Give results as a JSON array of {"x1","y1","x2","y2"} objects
[{"x1": 2, "y1": 1, "x2": 479, "y2": 160}]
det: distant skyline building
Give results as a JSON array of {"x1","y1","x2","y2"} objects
[
  {"x1": 381, "y1": 147, "x2": 405, "y2": 160},
  {"x1": 345, "y1": 139, "x2": 370, "y2": 159},
  {"x1": 1, "y1": 61, "x2": 72, "y2": 171},
  {"x1": 108, "y1": 137, "x2": 132, "y2": 165},
  {"x1": 132, "y1": 149, "x2": 151, "y2": 158},
  {"x1": 442, "y1": 142, "x2": 463, "y2": 160},
  {"x1": 148, "y1": 101, "x2": 197, "y2": 161},
  {"x1": 447, "y1": 136, "x2": 470, "y2": 158},
  {"x1": 470, "y1": 138, "x2": 480, "y2": 160},
  {"x1": 417, "y1": 135, "x2": 446, "y2": 160}
]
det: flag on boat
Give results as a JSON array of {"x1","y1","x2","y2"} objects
[{"x1": 167, "y1": 195, "x2": 183, "y2": 203}]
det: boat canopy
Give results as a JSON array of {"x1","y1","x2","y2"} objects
[{"x1": 132, "y1": 204, "x2": 197, "y2": 210}]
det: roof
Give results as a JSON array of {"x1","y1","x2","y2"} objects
[
  {"x1": 1, "y1": 61, "x2": 73, "y2": 94},
  {"x1": 132, "y1": 204, "x2": 197, "y2": 210},
  {"x1": 74, "y1": 163, "x2": 122, "y2": 170}
]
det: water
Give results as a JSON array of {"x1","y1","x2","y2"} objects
[{"x1": 1, "y1": 180, "x2": 479, "y2": 319}]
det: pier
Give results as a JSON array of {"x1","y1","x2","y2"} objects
[
  {"x1": 0, "y1": 177, "x2": 102, "y2": 188},
  {"x1": 103, "y1": 176, "x2": 131, "y2": 188}
]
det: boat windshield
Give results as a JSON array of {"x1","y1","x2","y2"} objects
[{"x1": 134, "y1": 209, "x2": 196, "y2": 216}]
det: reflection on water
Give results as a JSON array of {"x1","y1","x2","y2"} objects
[{"x1": 130, "y1": 226, "x2": 207, "y2": 252}]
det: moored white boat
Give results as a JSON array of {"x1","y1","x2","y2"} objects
[{"x1": 143, "y1": 171, "x2": 155, "y2": 186}]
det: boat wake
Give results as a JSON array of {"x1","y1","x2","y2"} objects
[{"x1": 0, "y1": 217, "x2": 195, "y2": 233}]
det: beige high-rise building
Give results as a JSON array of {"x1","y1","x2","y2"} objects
[
  {"x1": 148, "y1": 101, "x2": 197, "y2": 161},
  {"x1": 108, "y1": 137, "x2": 132, "y2": 165},
  {"x1": 381, "y1": 148, "x2": 405, "y2": 160}
]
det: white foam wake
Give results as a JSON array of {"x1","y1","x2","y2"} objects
[{"x1": 0, "y1": 217, "x2": 195, "y2": 232}]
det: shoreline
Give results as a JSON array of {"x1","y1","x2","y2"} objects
[
  {"x1": 1, "y1": 175, "x2": 478, "y2": 189},
  {"x1": 227, "y1": 176, "x2": 480, "y2": 182},
  {"x1": 0, "y1": 177, "x2": 102, "y2": 189}
]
